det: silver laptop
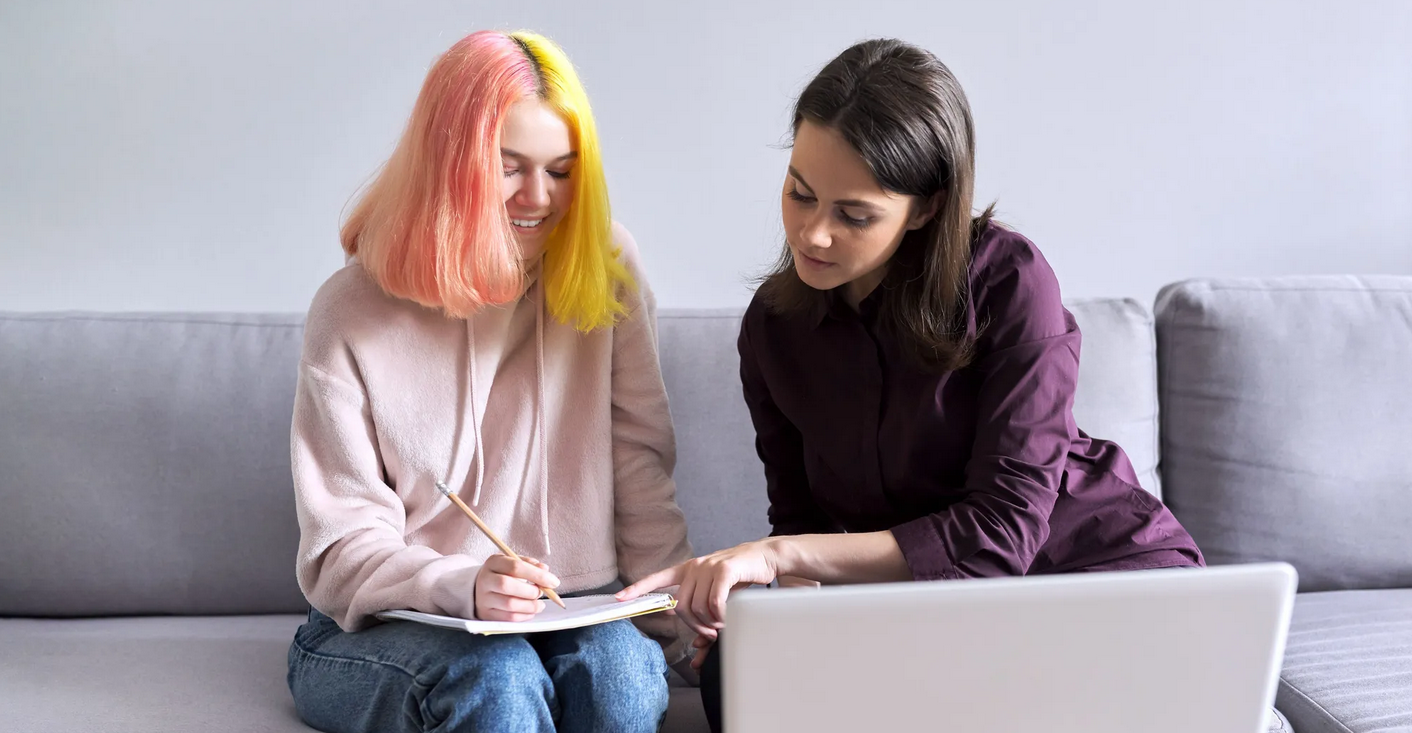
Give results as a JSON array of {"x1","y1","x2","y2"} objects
[{"x1": 723, "y1": 562, "x2": 1296, "y2": 733}]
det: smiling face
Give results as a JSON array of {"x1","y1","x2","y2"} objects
[
  {"x1": 781, "y1": 120, "x2": 937, "y2": 308},
  {"x1": 499, "y1": 98, "x2": 577, "y2": 262}
]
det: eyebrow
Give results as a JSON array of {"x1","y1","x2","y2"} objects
[
  {"x1": 788, "y1": 166, "x2": 884, "y2": 212},
  {"x1": 501, "y1": 149, "x2": 579, "y2": 165}
]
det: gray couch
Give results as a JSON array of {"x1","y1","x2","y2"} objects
[{"x1": 2, "y1": 276, "x2": 1409, "y2": 733}]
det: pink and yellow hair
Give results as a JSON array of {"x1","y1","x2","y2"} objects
[{"x1": 340, "y1": 30, "x2": 631, "y2": 331}]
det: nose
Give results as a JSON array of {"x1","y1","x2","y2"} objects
[
  {"x1": 797, "y1": 207, "x2": 831, "y2": 250},
  {"x1": 516, "y1": 170, "x2": 551, "y2": 210}
]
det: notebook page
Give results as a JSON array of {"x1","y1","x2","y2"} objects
[{"x1": 375, "y1": 593, "x2": 676, "y2": 635}]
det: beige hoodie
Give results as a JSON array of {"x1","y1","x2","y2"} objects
[{"x1": 291, "y1": 223, "x2": 692, "y2": 659}]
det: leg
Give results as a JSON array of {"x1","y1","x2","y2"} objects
[
  {"x1": 531, "y1": 619, "x2": 669, "y2": 733},
  {"x1": 288, "y1": 609, "x2": 556, "y2": 733},
  {"x1": 698, "y1": 632, "x2": 723, "y2": 733}
]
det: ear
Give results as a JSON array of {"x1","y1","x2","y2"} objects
[{"x1": 905, "y1": 192, "x2": 943, "y2": 231}]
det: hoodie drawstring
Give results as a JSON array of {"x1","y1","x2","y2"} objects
[
  {"x1": 534, "y1": 276, "x2": 550, "y2": 555},
  {"x1": 467, "y1": 318, "x2": 486, "y2": 506},
  {"x1": 460, "y1": 268, "x2": 551, "y2": 556}
]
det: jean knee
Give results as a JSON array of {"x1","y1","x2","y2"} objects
[
  {"x1": 423, "y1": 635, "x2": 555, "y2": 730},
  {"x1": 288, "y1": 617, "x2": 555, "y2": 733},
  {"x1": 436, "y1": 633, "x2": 551, "y2": 696},
  {"x1": 575, "y1": 623, "x2": 669, "y2": 721}
]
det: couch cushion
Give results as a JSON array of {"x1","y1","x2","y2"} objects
[
  {"x1": 0, "y1": 615, "x2": 315, "y2": 733},
  {"x1": 657, "y1": 299, "x2": 1162, "y2": 555},
  {"x1": 657, "y1": 310, "x2": 771, "y2": 555},
  {"x1": 0, "y1": 313, "x2": 308, "y2": 616},
  {"x1": 1155, "y1": 277, "x2": 1412, "y2": 591},
  {"x1": 1276, "y1": 589, "x2": 1412, "y2": 733},
  {"x1": 0, "y1": 614, "x2": 709, "y2": 733},
  {"x1": 0, "y1": 302, "x2": 1162, "y2": 617},
  {"x1": 1066, "y1": 298, "x2": 1163, "y2": 497},
  {"x1": 664, "y1": 685, "x2": 710, "y2": 733}
]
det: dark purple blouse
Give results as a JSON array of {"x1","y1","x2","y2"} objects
[{"x1": 738, "y1": 223, "x2": 1203, "y2": 580}]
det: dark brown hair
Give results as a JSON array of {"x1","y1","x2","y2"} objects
[{"x1": 758, "y1": 38, "x2": 993, "y2": 373}]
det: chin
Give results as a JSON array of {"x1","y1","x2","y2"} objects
[{"x1": 793, "y1": 265, "x2": 840, "y2": 292}]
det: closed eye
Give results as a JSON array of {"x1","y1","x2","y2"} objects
[
  {"x1": 837, "y1": 210, "x2": 870, "y2": 229},
  {"x1": 786, "y1": 188, "x2": 815, "y2": 204}
]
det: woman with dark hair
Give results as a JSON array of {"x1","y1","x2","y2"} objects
[{"x1": 619, "y1": 38, "x2": 1205, "y2": 731}]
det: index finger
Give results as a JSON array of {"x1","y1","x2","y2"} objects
[
  {"x1": 486, "y1": 554, "x2": 560, "y2": 589},
  {"x1": 616, "y1": 564, "x2": 685, "y2": 601}
]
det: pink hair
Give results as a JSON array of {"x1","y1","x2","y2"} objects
[{"x1": 341, "y1": 31, "x2": 542, "y2": 316}]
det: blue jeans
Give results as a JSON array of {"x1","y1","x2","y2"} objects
[{"x1": 288, "y1": 608, "x2": 669, "y2": 733}]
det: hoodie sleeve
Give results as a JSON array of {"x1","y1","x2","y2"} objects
[
  {"x1": 607, "y1": 223, "x2": 697, "y2": 664},
  {"x1": 291, "y1": 279, "x2": 483, "y2": 632}
]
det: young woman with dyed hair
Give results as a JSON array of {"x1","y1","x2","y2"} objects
[
  {"x1": 286, "y1": 30, "x2": 690, "y2": 732},
  {"x1": 618, "y1": 38, "x2": 1206, "y2": 732}
]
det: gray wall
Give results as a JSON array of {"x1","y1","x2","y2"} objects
[{"x1": 2, "y1": 0, "x2": 1409, "y2": 312}]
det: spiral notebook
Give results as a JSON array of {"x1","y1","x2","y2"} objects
[{"x1": 376, "y1": 593, "x2": 677, "y2": 635}]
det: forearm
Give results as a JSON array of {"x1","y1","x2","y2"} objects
[{"x1": 766, "y1": 531, "x2": 912, "y2": 585}]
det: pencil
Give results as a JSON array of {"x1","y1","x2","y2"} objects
[{"x1": 435, "y1": 481, "x2": 567, "y2": 609}]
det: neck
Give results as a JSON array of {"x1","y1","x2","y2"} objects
[
  {"x1": 842, "y1": 266, "x2": 887, "y2": 310},
  {"x1": 518, "y1": 255, "x2": 545, "y2": 296}
]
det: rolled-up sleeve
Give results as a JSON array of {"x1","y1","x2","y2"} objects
[{"x1": 890, "y1": 244, "x2": 1079, "y2": 579}]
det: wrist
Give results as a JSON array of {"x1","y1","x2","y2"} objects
[
  {"x1": 760, "y1": 535, "x2": 798, "y2": 579},
  {"x1": 431, "y1": 564, "x2": 483, "y2": 620}
]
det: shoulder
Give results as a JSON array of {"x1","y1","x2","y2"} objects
[
  {"x1": 966, "y1": 222, "x2": 1069, "y2": 346},
  {"x1": 742, "y1": 290, "x2": 773, "y2": 333},
  {"x1": 305, "y1": 262, "x2": 418, "y2": 338},
  {"x1": 307, "y1": 262, "x2": 386, "y2": 317},
  {"x1": 610, "y1": 220, "x2": 645, "y2": 278},
  {"x1": 609, "y1": 220, "x2": 659, "y2": 323},
  {"x1": 739, "y1": 286, "x2": 811, "y2": 358},
  {"x1": 969, "y1": 222, "x2": 1061, "y2": 308},
  {"x1": 301, "y1": 262, "x2": 437, "y2": 374}
]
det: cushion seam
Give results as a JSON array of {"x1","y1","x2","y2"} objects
[
  {"x1": 1279, "y1": 676, "x2": 1355, "y2": 733},
  {"x1": 0, "y1": 314, "x2": 304, "y2": 327}
]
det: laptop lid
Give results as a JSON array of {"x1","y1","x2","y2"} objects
[{"x1": 723, "y1": 562, "x2": 1296, "y2": 733}]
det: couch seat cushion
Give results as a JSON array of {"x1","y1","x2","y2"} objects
[
  {"x1": 0, "y1": 614, "x2": 709, "y2": 732},
  {"x1": 1278, "y1": 590, "x2": 1412, "y2": 733},
  {"x1": 0, "y1": 615, "x2": 314, "y2": 732}
]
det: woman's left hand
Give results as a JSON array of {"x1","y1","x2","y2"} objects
[{"x1": 616, "y1": 539, "x2": 782, "y2": 638}]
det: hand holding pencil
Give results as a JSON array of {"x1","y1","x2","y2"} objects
[{"x1": 435, "y1": 481, "x2": 567, "y2": 621}]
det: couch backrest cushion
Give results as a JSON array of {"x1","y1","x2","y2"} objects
[
  {"x1": 1156, "y1": 277, "x2": 1412, "y2": 592},
  {"x1": 0, "y1": 298, "x2": 1161, "y2": 615},
  {"x1": 0, "y1": 313, "x2": 308, "y2": 616},
  {"x1": 656, "y1": 310, "x2": 771, "y2": 555},
  {"x1": 1066, "y1": 299, "x2": 1163, "y2": 498},
  {"x1": 660, "y1": 299, "x2": 1162, "y2": 555}
]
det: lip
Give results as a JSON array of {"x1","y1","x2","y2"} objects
[
  {"x1": 796, "y1": 251, "x2": 833, "y2": 269},
  {"x1": 509, "y1": 214, "x2": 551, "y2": 234}
]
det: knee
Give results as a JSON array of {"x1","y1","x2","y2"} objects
[
  {"x1": 436, "y1": 634, "x2": 549, "y2": 695},
  {"x1": 427, "y1": 636, "x2": 553, "y2": 723},
  {"x1": 570, "y1": 623, "x2": 669, "y2": 725}
]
